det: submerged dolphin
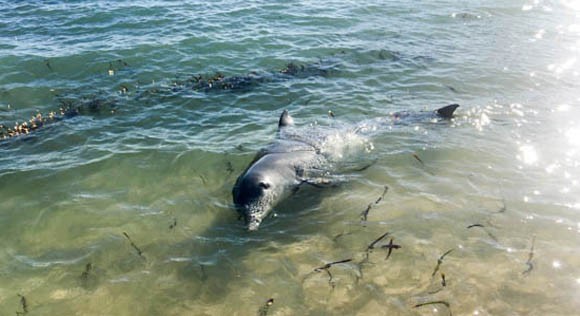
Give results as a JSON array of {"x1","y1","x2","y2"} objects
[{"x1": 232, "y1": 104, "x2": 459, "y2": 231}]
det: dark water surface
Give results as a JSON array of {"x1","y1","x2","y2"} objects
[{"x1": 1, "y1": 1, "x2": 580, "y2": 315}]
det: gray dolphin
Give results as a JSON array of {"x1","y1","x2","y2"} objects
[
  {"x1": 232, "y1": 110, "x2": 325, "y2": 230},
  {"x1": 232, "y1": 104, "x2": 459, "y2": 231}
]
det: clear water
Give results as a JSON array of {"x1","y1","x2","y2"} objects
[{"x1": 1, "y1": 0, "x2": 579, "y2": 315}]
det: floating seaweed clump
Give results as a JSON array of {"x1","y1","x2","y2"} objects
[
  {"x1": 1, "y1": 58, "x2": 336, "y2": 141},
  {"x1": 176, "y1": 61, "x2": 334, "y2": 93},
  {"x1": 0, "y1": 95, "x2": 117, "y2": 140}
]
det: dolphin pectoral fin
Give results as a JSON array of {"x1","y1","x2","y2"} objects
[
  {"x1": 278, "y1": 110, "x2": 294, "y2": 128},
  {"x1": 436, "y1": 104, "x2": 459, "y2": 119},
  {"x1": 339, "y1": 159, "x2": 377, "y2": 172},
  {"x1": 292, "y1": 178, "x2": 333, "y2": 195},
  {"x1": 300, "y1": 178, "x2": 337, "y2": 189}
]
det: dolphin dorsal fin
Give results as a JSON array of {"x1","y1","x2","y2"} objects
[
  {"x1": 436, "y1": 104, "x2": 460, "y2": 119},
  {"x1": 278, "y1": 110, "x2": 294, "y2": 129}
]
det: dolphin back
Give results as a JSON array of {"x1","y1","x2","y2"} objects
[{"x1": 436, "y1": 104, "x2": 459, "y2": 119}]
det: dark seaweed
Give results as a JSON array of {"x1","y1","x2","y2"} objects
[
  {"x1": 179, "y1": 60, "x2": 332, "y2": 93},
  {"x1": 16, "y1": 294, "x2": 28, "y2": 315},
  {"x1": 1, "y1": 58, "x2": 332, "y2": 142},
  {"x1": 359, "y1": 231, "x2": 391, "y2": 265},
  {"x1": 199, "y1": 264, "x2": 208, "y2": 282},
  {"x1": 1, "y1": 95, "x2": 116, "y2": 140},
  {"x1": 466, "y1": 223, "x2": 498, "y2": 242},
  {"x1": 381, "y1": 238, "x2": 401, "y2": 260},
  {"x1": 367, "y1": 231, "x2": 390, "y2": 251},
  {"x1": 431, "y1": 249, "x2": 454, "y2": 277},
  {"x1": 332, "y1": 231, "x2": 353, "y2": 242},
  {"x1": 79, "y1": 262, "x2": 97, "y2": 289},
  {"x1": 360, "y1": 185, "x2": 389, "y2": 223},
  {"x1": 493, "y1": 198, "x2": 507, "y2": 214},
  {"x1": 445, "y1": 85, "x2": 458, "y2": 93},
  {"x1": 226, "y1": 161, "x2": 235, "y2": 175},
  {"x1": 414, "y1": 300, "x2": 453, "y2": 316},
  {"x1": 122, "y1": 232, "x2": 145, "y2": 259},
  {"x1": 314, "y1": 258, "x2": 353, "y2": 272},
  {"x1": 314, "y1": 258, "x2": 353, "y2": 288},
  {"x1": 360, "y1": 204, "x2": 373, "y2": 223},
  {"x1": 426, "y1": 273, "x2": 447, "y2": 295},
  {"x1": 169, "y1": 218, "x2": 177, "y2": 230},
  {"x1": 80, "y1": 262, "x2": 93, "y2": 281},
  {"x1": 522, "y1": 236, "x2": 536, "y2": 276},
  {"x1": 44, "y1": 59, "x2": 53, "y2": 72},
  {"x1": 412, "y1": 153, "x2": 425, "y2": 166}
]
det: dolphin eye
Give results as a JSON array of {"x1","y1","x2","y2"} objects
[{"x1": 259, "y1": 182, "x2": 271, "y2": 190}]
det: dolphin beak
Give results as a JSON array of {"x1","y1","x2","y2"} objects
[{"x1": 246, "y1": 216, "x2": 262, "y2": 231}]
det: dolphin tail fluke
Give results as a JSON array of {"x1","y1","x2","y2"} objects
[
  {"x1": 436, "y1": 104, "x2": 459, "y2": 119},
  {"x1": 278, "y1": 110, "x2": 294, "y2": 128}
]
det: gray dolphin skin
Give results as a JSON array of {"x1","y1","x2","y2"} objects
[
  {"x1": 232, "y1": 110, "x2": 324, "y2": 230},
  {"x1": 232, "y1": 104, "x2": 459, "y2": 231}
]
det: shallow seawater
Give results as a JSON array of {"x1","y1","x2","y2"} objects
[{"x1": 1, "y1": 0, "x2": 580, "y2": 315}]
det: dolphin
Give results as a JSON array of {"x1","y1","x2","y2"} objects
[{"x1": 232, "y1": 104, "x2": 459, "y2": 231}]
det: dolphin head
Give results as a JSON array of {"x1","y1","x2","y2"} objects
[
  {"x1": 233, "y1": 170, "x2": 278, "y2": 231},
  {"x1": 232, "y1": 110, "x2": 297, "y2": 231}
]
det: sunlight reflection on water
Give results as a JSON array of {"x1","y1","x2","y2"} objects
[{"x1": 518, "y1": 145, "x2": 539, "y2": 165}]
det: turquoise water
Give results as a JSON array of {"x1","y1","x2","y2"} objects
[{"x1": 1, "y1": 0, "x2": 580, "y2": 315}]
